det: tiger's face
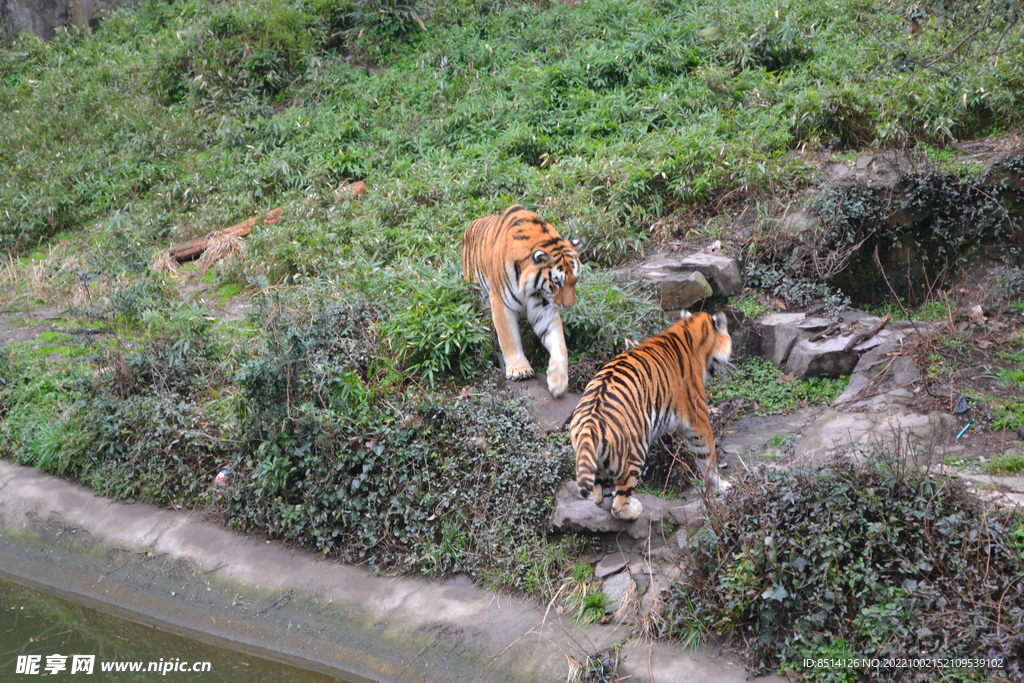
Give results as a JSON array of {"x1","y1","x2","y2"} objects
[
  {"x1": 679, "y1": 310, "x2": 733, "y2": 383},
  {"x1": 523, "y1": 239, "x2": 581, "y2": 310},
  {"x1": 705, "y1": 311, "x2": 733, "y2": 382}
]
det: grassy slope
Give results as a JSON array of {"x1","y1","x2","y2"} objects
[
  {"x1": 2, "y1": 1, "x2": 1024, "y2": 676},
  {"x1": 2, "y1": 0, "x2": 1022, "y2": 261}
]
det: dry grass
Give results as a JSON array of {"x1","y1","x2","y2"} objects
[
  {"x1": 150, "y1": 249, "x2": 180, "y2": 276},
  {"x1": 196, "y1": 233, "x2": 244, "y2": 274}
]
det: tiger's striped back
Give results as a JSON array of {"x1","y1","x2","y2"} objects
[{"x1": 570, "y1": 311, "x2": 732, "y2": 520}]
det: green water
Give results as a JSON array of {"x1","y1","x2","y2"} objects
[{"x1": 0, "y1": 577, "x2": 356, "y2": 682}]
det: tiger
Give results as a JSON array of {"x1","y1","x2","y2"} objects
[
  {"x1": 461, "y1": 205, "x2": 581, "y2": 399},
  {"x1": 569, "y1": 310, "x2": 733, "y2": 521}
]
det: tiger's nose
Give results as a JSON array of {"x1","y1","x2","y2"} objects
[{"x1": 557, "y1": 287, "x2": 576, "y2": 308}]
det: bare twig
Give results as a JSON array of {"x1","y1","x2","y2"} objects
[{"x1": 843, "y1": 314, "x2": 890, "y2": 353}]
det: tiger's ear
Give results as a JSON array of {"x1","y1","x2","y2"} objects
[
  {"x1": 532, "y1": 250, "x2": 549, "y2": 264},
  {"x1": 713, "y1": 311, "x2": 729, "y2": 334},
  {"x1": 680, "y1": 310, "x2": 693, "y2": 319},
  {"x1": 570, "y1": 238, "x2": 581, "y2": 248}
]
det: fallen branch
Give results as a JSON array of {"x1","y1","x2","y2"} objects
[
  {"x1": 169, "y1": 207, "x2": 283, "y2": 263},
  {"x1": 808, "y1": 322, "x2": 843, "y2": 343},
  {"x1": 843, "y1": 314, "x2": 890, "y2": 353},
  {"x1": 170, "y1": 181, "x2": 368, "y2": 263}
]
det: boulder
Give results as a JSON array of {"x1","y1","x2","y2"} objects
[
  {"x1": 655, "y1": 271, "x2": 713, "y2": 311},
  {"x1": 786, "y1": 337, "x2": 857, "y2": 379},
  {"x1": 785, "y1": 333, "x2": 883, "y2": 379},
  {"x1": 550, "y1": 481, "x2": 673, "y2": 540},
  {"x1": 675, "y1": 253, "x2": 743, "y2": 299},
  {"x1": 759, "y1": 312, "x2": 807, "y2": 366},
  {"x1": 639, "y1": 252, "x2": 743, "y2": 306}
]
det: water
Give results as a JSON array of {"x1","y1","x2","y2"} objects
[{"x1": 0, "y1": 576, "x2": 358, "y2": 682}]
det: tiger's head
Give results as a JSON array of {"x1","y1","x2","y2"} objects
[
  {"x1": 522, "y1": 238, "x2": 582, "y2": 310},
  {"x1": 679, "y1": 310, "x2": 733, "y2": 383}
]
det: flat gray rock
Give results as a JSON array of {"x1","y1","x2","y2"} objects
[
  {"x1": 786, "y1": 336, "x2": 862, "y2": 379},
  {"x1": 550, "y1": 482, "x2": 673, "y2": 540},
  {"x1": 639, "y1": 573, "x2": 672, "y2": 618},
  {"x1": 665, "y1": 500, "x2": 705, "y2": 532},
  {"x1": 601, "y1": 570, "x2": 635, "y2": 617},
  {"x1": 503, "y1": 374, "x2": 579, "y2": 434},
  {"x1": 595, "y1": 552, "x2": 630, "y2": 579}
]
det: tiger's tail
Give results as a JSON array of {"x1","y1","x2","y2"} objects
[{"x1": 573, "y1": 423, "x2": 600, "y2": 503}]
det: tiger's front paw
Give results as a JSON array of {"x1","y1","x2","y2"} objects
[
  {"x1": 504, "y1": 357, "x2": 535, "y2": 381},
  {"x1": 546, "y1": 366, "x2": 568, "y2": 398}
]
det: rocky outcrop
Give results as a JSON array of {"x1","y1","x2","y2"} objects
[
  {"x1": 2, "y1": 0, "x2": 135, "y2": 39},
  {"x1": 639, "y1": 251, "x2": 743, "y2": 314},
  {"x1": 550, "y1": 481, "x2": 699, "y2": 540},
  {"x1": 758, "y1": 311, "x2": 892, "y2": 379}
]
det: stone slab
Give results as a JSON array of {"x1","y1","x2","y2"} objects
[
  {"x1": 595, "y1": 551, "x2": 630, "y2": 579},
  {"x1": 550, "y1": 482, "x2": 673, "y2": 540},
  {"x1": 759, "y1": 312, "x2": 807, "y2": 367},
  {"x1": 503, "y1": 373, "x2": 580, "y2": 434}
]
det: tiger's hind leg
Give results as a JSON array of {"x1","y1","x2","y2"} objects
[
  {"x1": 610, "y1": 460, "x2": 643, "y2": 521},
  {"x1": 681, "y1": 416, "x2": 730, "y2": 494}
]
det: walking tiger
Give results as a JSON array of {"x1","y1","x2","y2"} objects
[
  {"x1": 461, "y1": 205, "x2": 581, "y2": 398},
  {"x1": 570, "y1": 311, "x2": 733, "y2": 520}
]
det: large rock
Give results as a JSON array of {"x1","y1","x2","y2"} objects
[
  {"x1": 1, "y1": 0, "x2": 134, "y2": 38},
  {"x1": 656, "y1": 271, "x2": 713, "y2": 310},
  {"x1": 787, "y1": 336, "x2": 862, "y2": 379},
  {"x1": 793, "y1": 409, "x2": 953, "y2": 464},
  {"x1": 676, "y1": 253, "x2": 743, "y2": 299},
  {"x1": 550, "y1": 481, "x2": 683, "y2": 540},
  {"x1": 759, "y1": 312, "x2": 807, "y2": 366},
  {"x1": 639, "y1": 252, "x2": 743, "y2": 309}
]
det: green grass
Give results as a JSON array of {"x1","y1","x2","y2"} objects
[
  {"x1": 991, "y1": 401, "x2": 1024, "y2": 432},
  {"x1": 986, "y1": 366, "x2": 1024, "y2": 388},
  {"x1": 4, "y1": 0, "x2": 1024, "y2": 263},
  {"x1": 985, "y1": 451, "x2": 1024, "y2": 476},
  {"x1": 730, "y1": 291, "x2": 768, "y2": 320},
  {"x1": 711, "y1": 356, "x2": 848, "y2": 415}
]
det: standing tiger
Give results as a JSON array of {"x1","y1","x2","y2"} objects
[
  {"x1": 570, "y1": 311, "x2": 733, "y2": 521},
  {"x1": 462, "y1": 205, "x2": 581, "y2": 398}
]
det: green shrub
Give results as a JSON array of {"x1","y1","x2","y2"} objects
[
  {"x1": 561, "y1": 266, "x2": 662, "y2": 362},
  {"x1": 154, "y1": 0, "x2": 314, "y2": 107},
  {"x1": 985, "y1": 451, "x2": 1024, "y2": 476},
  {"x1": 668, "y1": 457, "x2": 1024, "y2": 680},
  {"x1": 710, "y1": 356, "x2": 848, "y2": 415},
  {"x1": 991, "y1": 401, "x2": 1024, "y2": 432},
  {"x1": 384, "y1": 263, "x2": 491, "y2": 386}
]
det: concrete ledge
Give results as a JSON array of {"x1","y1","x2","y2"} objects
[{"x1": 0, "y1": 460, "x2": 783, "y2": 683}]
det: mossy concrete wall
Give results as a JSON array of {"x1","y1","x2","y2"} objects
[{"x1": 0, "y1": 460, "x2": 782, "y2": 683}]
